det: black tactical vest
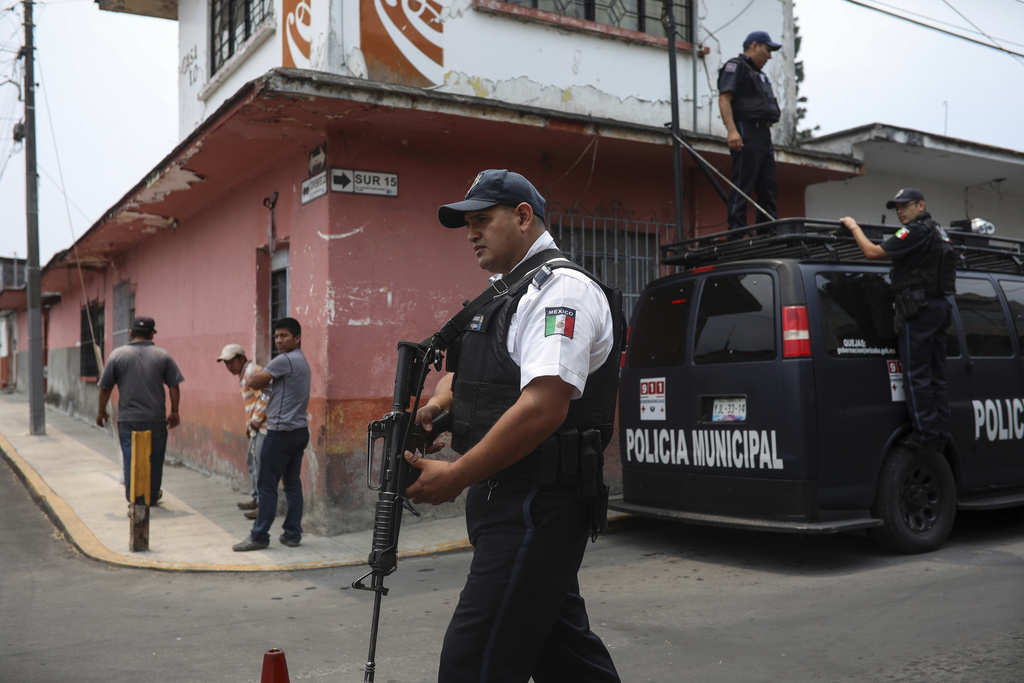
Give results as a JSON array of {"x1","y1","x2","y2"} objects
[
  {"x1": 891, "y1": 219, "x2": 957, "y2": 298},
  {"x1": 448, "y1": 259, "x2": 623, "y2": 458},
  {"x1": 719, "y1": 55, "x2": 781, "y2": 123}
]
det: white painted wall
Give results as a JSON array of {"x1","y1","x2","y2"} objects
[
  {"x1": 173, "y1": 0, "x2": 796, "y2": 144},
  {"x1": 806, "y1": 173, "x2": 1024, "y2": 240}
]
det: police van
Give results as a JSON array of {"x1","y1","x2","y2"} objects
[{"x1": 614, "y1": 218, "x2": 1024, "y2": 553}]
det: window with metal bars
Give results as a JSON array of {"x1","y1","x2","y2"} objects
[
  {"x1": 270, "y1": 256, "x2": 289, "y2": 358},
  {"x1": 210, "y1": 0, "x2": 270, "y2": 76},
  {"x1": 81, "y1": 302, "x2": 104, "y2": 378},
  {"x1": 501, "y1": 0, "x2": 689, "y2": 39},
  {"x1": 547, "y1": 211, "x2": 675, "y2": 320}
]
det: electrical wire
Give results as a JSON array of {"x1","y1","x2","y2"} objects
[
  {"x1": 940, "y1": 0, "x2": 1024, "y2": 64},
  {"x1": 864, "y1": 0, "x2": 1024, "y2": 49},
  {"x1": 842, "y1": 0, "x2": 1024, "y2": 60},
  {"x1": 37, "y1": 52, "x2": 105, "y2": 375}
]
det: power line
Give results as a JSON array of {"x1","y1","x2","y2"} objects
[
  {"x1": 941, "y1": 0, "x2": 1023, "y2": 59},
  {"x1": 842, "y1": 0, "x2": 1024, "y2": 59},
  {"x1": 866, "y1": 0, "x2": 1024, "y2": 49}
]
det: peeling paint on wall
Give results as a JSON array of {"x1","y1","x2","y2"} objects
[
  {"x1": 439, "y1": 71, "x2": 670, "y2": 127},
  {"x1": 114, "y1": 211, "x2": 177, "y2": 229},
  {"x1": 131, "y1": 164, "x2": 205, "y2": 207},
  {"x1": 323, "y1": 280, "x2": 336, "y2": 325}
]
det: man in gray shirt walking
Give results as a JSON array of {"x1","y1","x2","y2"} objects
[
  {"x1": 97, "y1": 316, "x2": 184, "y2": 503},
  {"x1": 233, "y1": 317, "x2": 311, "y2": 551}
]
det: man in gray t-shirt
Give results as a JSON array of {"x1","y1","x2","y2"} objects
[
  {"x1": 97, "y1": 316, "x2": 184, "y2": 503},
  {"x1": 233, "y1": 317, "x2": 312, "y2": 551}
]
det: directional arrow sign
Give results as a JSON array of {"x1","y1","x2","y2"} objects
[{"x1": 331, "y1": 168, "x2": 398, "y2": 197}]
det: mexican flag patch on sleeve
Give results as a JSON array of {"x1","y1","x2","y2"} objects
[{"x1": 545, "y1": 307, "x2": 576, "y2": 339}]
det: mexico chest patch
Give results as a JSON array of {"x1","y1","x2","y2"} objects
[{"x1": 545, "y1": 307, "x2": 576, "y2": 339}]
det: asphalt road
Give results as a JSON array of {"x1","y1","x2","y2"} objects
[{"x1": 2, "y1": 457, "x2": 1022, "y2": 682}]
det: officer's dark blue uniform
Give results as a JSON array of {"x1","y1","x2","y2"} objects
[
  {"x1": 879, "y1": 194, "x2": 956, "y2": 450},
  {"x1": 717, "y1": 31, "x2": 782, "y2": 233}
]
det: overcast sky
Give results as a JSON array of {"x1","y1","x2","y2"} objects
[{"x1": 1, "y1": 0, "x2": 1021, "y2": 266}]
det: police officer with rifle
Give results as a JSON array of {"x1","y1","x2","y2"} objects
[
  {"x1": 354, "y1": 169, "x2": 623, "y2": 682},
  {"x1": 841, "y1": 188, "x2": 957, "y2": 454}
]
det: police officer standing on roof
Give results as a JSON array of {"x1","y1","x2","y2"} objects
[
  {"x1": 841, "y1": 188, "x2": 956, "y2": 453},
  {"x1": 718, "y1": 30, "x2": 782, "y2": 234},
  {"x1": 404, "y1": 169, "x2": 622, "y2": 682}
]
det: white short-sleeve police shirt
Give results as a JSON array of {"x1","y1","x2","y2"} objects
[{"x1": 505, "y1": 233, "x2": 614, "y2": 399}]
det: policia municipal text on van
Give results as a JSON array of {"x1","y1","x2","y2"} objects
[{"x1": 841, "y1": 187, "x2": 957, "y2": 454}]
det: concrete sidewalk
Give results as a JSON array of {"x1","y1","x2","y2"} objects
[{"x1": 0, "y1": 392, "x2": 470, "y2": 572}]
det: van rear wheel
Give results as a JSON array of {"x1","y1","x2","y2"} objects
[{"x1": 870, "y1": 446, "x2": 956, "y2": 553}]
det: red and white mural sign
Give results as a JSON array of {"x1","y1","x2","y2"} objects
[
  {"x1": 361, "y1": 0, "x2": 444, "y2": 87},
  {"x1": 283, "y1": 0, "x2": 312, "y2": 69}
]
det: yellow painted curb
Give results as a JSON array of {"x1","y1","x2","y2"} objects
[{"x1": 0, "y1": 429, "x2": 471, "y2": 572}]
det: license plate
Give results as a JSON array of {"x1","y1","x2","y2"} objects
[{"x1": 712, "y1": 397, "x2": 746, "y2": 422}]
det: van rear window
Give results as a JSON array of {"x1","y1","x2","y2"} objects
[
  {"x1": 815, "y1": 272, "x2": 897, "y2": 358},
  {"x1": 627, "y1": 280, "x2": 696, "y2": 368},
  {"x1": 958, "y1": 278, "x2": 1013, "y2": 357},
  {"x1": 693, "y1": 273, "x2": 776, "y2": 364},
  {"x1": 999, "y1": 279, "x2": 1024, "y2": 354}
]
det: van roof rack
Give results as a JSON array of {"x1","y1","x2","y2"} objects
[{"x1": 660, "y1": 218, "x2": 1024, "y2": 274}]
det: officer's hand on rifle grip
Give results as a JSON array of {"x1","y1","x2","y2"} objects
[{"x1": 414, "y1": 408, "x2": 452, "y2": 455}]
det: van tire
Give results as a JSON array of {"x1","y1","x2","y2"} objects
[{"x1": 870, "y1": 447, "x2": 956, "y2": 554}]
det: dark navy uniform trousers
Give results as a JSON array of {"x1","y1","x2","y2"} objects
[
  {"x1": 899, "y1": 295, "x2": 953, "y2": 442},
  {"x1": 439, "y1": 478, "x2": 620, "y2": 683},
  {"x1": 727, "y1": 120, "x2": 778, "y2": 232}
]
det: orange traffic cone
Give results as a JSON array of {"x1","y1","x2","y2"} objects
[{"x1": 260, "y1": 648, "x2": 290, "y2": 683}]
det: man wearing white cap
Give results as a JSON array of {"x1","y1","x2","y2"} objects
[{"x1": 217, "y1": 344, "x2": 268, "y2": 516}]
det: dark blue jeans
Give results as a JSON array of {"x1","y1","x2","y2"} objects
[
  {"x1": 251, "y1": 427, "x2": 309, "y2": 544},
  {"x1": 118, "y1": 420, "x2": 168, "y2": 503}
]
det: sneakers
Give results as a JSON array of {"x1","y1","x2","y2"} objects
[
  {"x1": 237, "y1": 499, "x2": 258, "y2": 510},
  {"x1": 233, "y1": 536, "x2": 270, "y2": 552},
  {"x1": 244, "y1": 508, "x2": 259, "y2": 520},
  {"x1": 279, "y1": 534, "x2": 301, "y2": 548}
]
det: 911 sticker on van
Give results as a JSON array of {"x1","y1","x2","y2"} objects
[
  {"x1": 639, "y1": 377, "x2": 666, "y2": 421},
  {"x1": 974, "y1": 399, "x2": 1024, "y2": 441},
  {"x1": 625, "y1": 428, "x2": 783, "y2": 470},
  {"x1": 888, "y1": 360, "x2": 905, "y2": 402}
]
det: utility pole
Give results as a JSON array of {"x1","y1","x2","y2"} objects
[
  {"x1": 23, "y1": 0, "x2": 45, "y2": 435},
  {"x1": 662, "y1": 0, "x2": 685, "y2": 238}
]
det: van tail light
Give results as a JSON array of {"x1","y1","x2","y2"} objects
[{"x1": 782, "y1": 306, "x2": 811, "y2": 357}]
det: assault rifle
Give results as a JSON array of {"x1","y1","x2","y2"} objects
[{"x1": 352, "y1": 338, "x2": 451, "y2": 683}]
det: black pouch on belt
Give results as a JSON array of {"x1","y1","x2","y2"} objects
[{"x1": 894, "y1": 288, "x2": 927, "y2": 320}]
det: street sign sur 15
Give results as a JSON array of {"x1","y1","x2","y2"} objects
[{"x1": 330, "y1": 169, "x2": 398, "y2": 197}]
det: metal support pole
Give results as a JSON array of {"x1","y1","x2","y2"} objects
[
  {"x1": 690, "y1": 0, "x2": 699, "y2": 131},
  {"x1": 662, "y1": 0, "x2": 685, "y2": 238},
  {"x1": 23, "y1": 0, "x2": 45, "y2": 435}
]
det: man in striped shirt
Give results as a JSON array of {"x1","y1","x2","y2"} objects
[{"x1": 218, "y1": 344, "x2": 268, "y2": 516}]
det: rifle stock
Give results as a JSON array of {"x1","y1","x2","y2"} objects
[{"x1": 352, "y1": 339, "x2": 451, "y2": 682}]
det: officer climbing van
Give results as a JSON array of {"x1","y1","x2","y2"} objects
[{"x1": 615, "y1": 218, "x2": 1024, "y2": 553}]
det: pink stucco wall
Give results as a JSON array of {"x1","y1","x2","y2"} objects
[{"x1": 26, "y1": 115, "x2": 813, "y2": 534}]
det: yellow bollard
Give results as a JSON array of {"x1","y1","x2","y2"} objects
[{"x1": 129, "y1": 430, "x2": 152, "y2": 551}]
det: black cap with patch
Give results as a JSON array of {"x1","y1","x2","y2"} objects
[{"x1": 438, "y1": 169, "x2": 546, "y2": 228}]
